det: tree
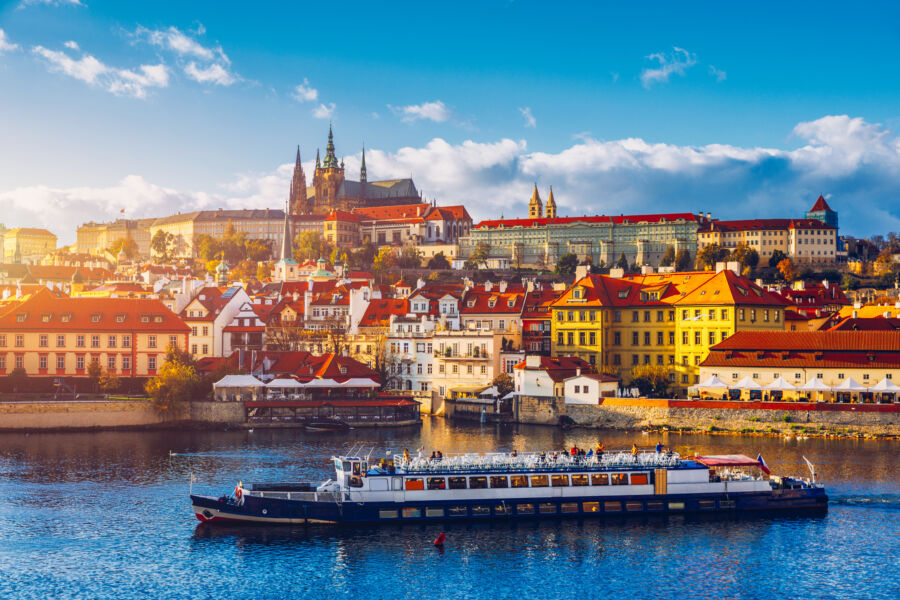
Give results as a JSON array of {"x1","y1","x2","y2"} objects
[
  {"x1": 244, "y1": 238, "x2": 273, "y2": 262},
  {"x1": 615, "y1": 252, "x2": 629, "y2": 270},
  {"x1": 294, "y1": 231, "x2": 329, "y2": 262},
  {"x1": 768, "y1": 249, "x2": 787, "y2": 268},
  {"x1": 256, "y1": 262, "x2": 272, "y2": 281},
  {"x1": 660, "y1": 246, "x2": 675, "y2": 267},
  {"x1": 730, "y1": 243, "x2": 759, "y2": 270},
  {"x1": 87, "y1": 359, "x2": 103, "y2": 393},
  {"x1": 195, "y1": 234, "x2": 221, "y2": 261},
  {"x1": 349, "y1": 241, "x2": 377, "y2": 270},
  {"x1": 841, "y1": 273, "x2": 860, "y2": 291},
  {"x1": 5, "y1": 367, "x2": 28, "y2": 393},
  {"x1": 205, "y1": 259, "x2": 221, "y2": 276},
  {"x1": 555, "y1": 252, "x2": 579, "y2": 276},
  {"x1": 396, "y1": 246, "x2": 423, "y2": 269},
  {"x1": 427, "y1": 252, "x2": 451, "y2": 270},
  {"x1": 697, "y1": 243, "x2": 728, "y2": 269},
  {"x1": 630, "y1": 365, "x2": 670, "y2": 398},
  {"x1": 150, "y1": 230, "x2": 174, "y2": 262},
  {"x1": 330, "y1": 246, "x2": 349, "y2": 267},
  {"x1": 492, "y1": 372, "x2": 514, "y2": 397},
  {"x1": 108, "y1": 237, "x2": 138, "y2": 259},
  {"x1": 145, "y1": 360, "x2": 199, "y2": 414},
  {"x1": 99, "y1": 372, "x2": 121, "y2": 393},
  {"x1": 777, "y1": 258, "x2": 795, "y2": 282},
  {"x1": 372, "y1": 246, "x2": 397, "y2": 277},
  {"x1": 465, "y1": 242, "x2": 491, "y2": 270},
  {"x1": 675, "y1": 249, "x2": 692, "y2": 271}
]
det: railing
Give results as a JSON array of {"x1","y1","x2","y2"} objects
[{"x1": 392, "y1": 450, "x2": 682, "y2": 474}]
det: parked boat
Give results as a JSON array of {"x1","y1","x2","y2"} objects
[
  {"x1": 190, "y1": 448, "x2": 827, "y2": 525},
  {"x1": 304, "y1": 418, "x2": 353, "y2": 432}
]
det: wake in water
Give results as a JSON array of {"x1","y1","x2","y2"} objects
[
  {"x1": 168, "y1": 451, "x2": 289, "y2": 460},
  {"x1": 830, "y1": 494, "x2": 900, "y2": 510}
]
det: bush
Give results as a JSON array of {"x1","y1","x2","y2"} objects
[{"x1": 781, "y1": 414, "x2": 792, "y2": 423}]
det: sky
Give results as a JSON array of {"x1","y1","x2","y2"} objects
[{"x1": 1, "y1": 0, "x2": 900, "y2": 244}]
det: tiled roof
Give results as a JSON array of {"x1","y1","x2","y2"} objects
[
  {"x1": 325, "y1": 210, "x2": 359, "y2": 222},
  {"x1": 773, "y1": 283, "x2": 850, "y2": 308},
  {"x1": 460, "y1": 290, "x2": 525, "y2": 314},
  {"x1": 475, "y1": 213, "x2": 702, "y2": 230},
  {"x1": 513, "y1": 355, "x2": 596, "y2": 382},
  {"x1": 0, "y1": 287, "x2": 188, "y2": 332},
  {"x1": 425, "y1": 205, "x2": 471, "y2": 221},
  {"x1": 255, "y1": 351, "x2": 379, "y2": 381},
  {"x1": 521, "y1": 288, "x2": 564, "y2": 319},
  {"x1": 698, "y1": 218, "x2": 834, "y2": 233},
  {"x1": 825, "y1": 317, "x2": 900, "y2": 331},
  {"x1": 353, "y1": 203, "x2": 431, "y2": 221},
  {"x1": 710, "y1": 330, "x2": 900, "y2": 352},
  {"x1": 809, "y1": 195, "x2": 833, "y2": 212},
  {"x1": 359, "y1": 298, "x2": 408, "y2": 327}
]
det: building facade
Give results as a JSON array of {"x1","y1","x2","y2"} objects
[
  {"x1": 697, "y1": 218, "x2": 837, "y2": 265},
  {"x1": 2, "y1": 228, "x2": 57, "y2": 264},
  {"x1": 149, "y1": 209, "x2": 286, "y2": 259}
]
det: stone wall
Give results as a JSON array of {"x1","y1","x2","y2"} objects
[
  {"x1": 517, "y1": 395, "x2": 565, "y2": 426},
  {"x1": 0, "y1": 399, "x2": 188, "y2": 430},
  {"x1": 189, "y1": 401, "x2": 245, "y2": 424}
]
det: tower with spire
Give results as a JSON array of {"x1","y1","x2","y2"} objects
[
  {"x1": 289, "y1": 146, "x2": 307, "y2": 215},
  {"x1": 528, "y1": 184, "x2": 543, "y2": 219},
  {"x1": 545, "y1": 186, "x2": 557, "y2": 219},
  {"x1": 274, "y1": 198, "x2": 299, "y2": 282},
  {"x1": 313, "y1": 124, "x2": 346, "y2": 213}
]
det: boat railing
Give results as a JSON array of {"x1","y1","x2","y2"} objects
[{"x1": 392, "y1": 450, "x2": 682, "y2": 474}]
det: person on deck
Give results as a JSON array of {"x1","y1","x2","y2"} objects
[
  {"x1": 631, "y1": 444, "x2": 639, "y2": 456},
  {"x1": 655, "y1": 442, "x2": 664, "y2": 454}
]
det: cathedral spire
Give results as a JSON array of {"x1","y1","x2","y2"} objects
[
  {"x1": 315, "y1": 148, "x2": 321, "y2": 170},
  {"x1": 280, "y1": 198, "x2": 293, "y2": 262},
  {"x1": 360, "y1": 145, "x2": 367, "y2": 183},
  {"x1": 289, "y1": 145, "x2": 307, "y2": 215},
  {"x1": 528, "y1": 183, "x2": 543, "y2": 219},
  {"x1": 323, "y1": 123, "x2": 339, "y2": 169},
  {"x1": 545, "y1": 186, "x2": 557, "y2": 219}
]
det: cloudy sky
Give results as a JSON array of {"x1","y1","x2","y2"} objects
[{"x1": 2, "y1": 1, "x2": 900, "y2": 244}]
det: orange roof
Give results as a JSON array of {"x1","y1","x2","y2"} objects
[
  {"x1": 325, "y1": 210, "x2": 360, "y2": 222},
  {"x1": 710, "y1": 330, "x2": 900, "y2": 352},
  {"x1": 359, "y1": 298, "x2": 408, "y2": 327},
  {"x1": 353, "y1": 203, "x2": 431, "y2": 221},
  {"x1": 0, "y1": 287, "x2": 188, "y2": 332},
  {"x1": 461, "y1": 290, "x2": 525, "y2": 314},
  {"x1": 513, "y1": 355, "x2": 596, "y2": 382},
  {"x1": 810, "y1": 195, "x2": 833, "y2": 212},
  {"x1": 425, "y1": 205, "x2": 471, "y2": 221}
]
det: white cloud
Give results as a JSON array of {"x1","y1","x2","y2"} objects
[
  {"x1": 63, "y1": 40, "x2": 79, "y2": 51},
  {"x1": 641, "y1": 46, "x2": 697, "y2": 88},
  {"x1": 519, "y1": 106, "x2": 536, "y2": 128},
  {"x1": 184, "y1": 61, "x2": 235, "y2": 86},
  {"x1": 0, "y1": 29, "x2": 19, "y2": 53},
  {"x1": 32, "y1": 45, "x2": 168, "y2": 98},
  {"x1": 18, "y1": 0, "x2": 83, "y2": 7},
  {"x1": 391, "y1": 100, "x2": 451, "y2": 123},
  {"x1": 312, "y1": 102, "x2": 336, "y2": 119},
  {"x1": 292, "y1": 78, "x2": 318, "y2": 102},
  {"x1": 5, "y1": 115, "x2": 900, "y2": 242},
  {"x1": 709, "y1": 65, "x2": 727, "y2": 82}
]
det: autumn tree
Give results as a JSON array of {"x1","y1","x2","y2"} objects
[
  {"x1": 630, "y1": 365, "x2": 670, "y2": 398},
  {"x1": 150, "y1": 230, "x2": 174, "y2": 262},
  {"x1": 696, "y1": 243, "x2": 728, "y2": 269},
  {"x1": 196, "y1": 234, "x2": 221, "y2": 261},
  {"x1": 294, "y1": 231, "x2": 330, "y2": 262},
  {"x1": 349, "y1": 241, "x2": 377, "y2": 270},
  {"x1": 675, "y1": 249, "x2": 692, "y2": 271},
  {"x1": 372, "y1": 246, "x2": 397, "y2": 278},
  {"x1": 108, "y1": 237, "x2": 138, "y2": 259},
  {"x1": 464, "y1": 242, "x2": 491, "y2": 269},
  {"x1": 396, "y1": 246, "x2": 423, "y2": 269},
  {"x1": 145, "y1": 346, "x2": 200, "y2": 414},
  {"x1": 87, "y1": 359, "x2": 104, "y2": 393},
  {"x1": 730, "y1": 243, "x2": 759, "y2": 270},
  {"x1": 491, "y1": 372, "x2": 514, "y2": 398},
  {"x1": 777, "y1": 258, "x2": 795, "y2": 282},
  {"x1": 427, "y1": 252, "x2": 451, "y2": 270},
  {"x1": 660, "y1": 246, "x2": 675, "y2": 267}
]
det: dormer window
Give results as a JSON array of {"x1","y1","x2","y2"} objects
[
  {"x1": 91, "y1": 314, "x2": 101, "y2": 323},
  {"x1": 467, "y1": 300, "x2": 475, "y2": 308},
  {"x1": 340, "y1": 366, "x2": 347, "y2": 374},
  {"x1": 61, "y1": 314, "x2": 71, "y2": 323},
  {"x1": 115, "y1": 314, "x2": 126, "y2": 323},
  {"x1": 488, "y1": 299, "x2": 496, "y2": 308},
  {"x1": 16, "y1": 314, "x2": 26, "y2": 323},
  {"x1": 507, "y1": 299, "x2": 514, "y2": 308},
  {"x1": 41, "y1": 314, "x2": 52, "y2": 323},
  {"x1": 573, "y1": 289, "x2": 581, "y2": 299},
  {"x1": 140, "y1": 315, "x2": 150, "y2": 323}
]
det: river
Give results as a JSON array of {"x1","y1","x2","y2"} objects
[{"x1": 0, "y1": 417, "x2": 897, "y2": 599}]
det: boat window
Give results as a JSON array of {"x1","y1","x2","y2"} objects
[
  {"x1": 427, "y1": 477, "x2": 446, "y2": 490},
  {"x1": 630, "y1": 473, "x2": 649, "y2": 485},
  {"x1": 341, "y1": 460, "x2": 351, "y2": 471},
  {"x1": 582, "y1": 502, "x2": 600, "y2": 513},
  {"x1": 469, "y1": 476, "x2": 488, "y2": 489},
  {"x1": 392, "y1": 477, "x2": 403, "y2": 491},
  {"x1": 698, "y1": 500, "x2": 716, "y2": 510},
  {"x1": 626, "y1": 501, "x2": 643, "y2": 512},
  {"x1": 448, "y1": 505, "x2": 467, "y2": 517},
  {"x1": 610, "y1": 473, "x2": 628, "y2": 486},
  {"x1": 405, "y1": 478, "x2": 424, "y2": 491},
  {"x1": 551, "y1": 474, "x2": 569, "y2": 487},
  {"x1": 560, "y1": 502, "x2": 579, "y2": 513},
  {"x1": 402, "y1": 507, "x2": 422, "y2": 518},
  {"x1": 351, "y1": 462, "x2": 361, "y2": 476},
  {"x1": 369, "y1": 478, "x2": 389, "y2": 491},
  {"x1": 646, "y1": 501, "x2": 664, "y2": 511},
  {"x1": 668, "y1": 501, "x2": 685, "y2": 511},
  {"x1": 425, "y1": 507, "x2": 445, "y2": 517},
  {"x1": 720, "y1": 500, "x2": 736, "y2": 509},
  {"x1": 571, "y1": 474, "x2": 589, "y2": 486},
  {"x1": 530, "y1": 475, "x2": 549, "y2": 487},
  {"x1": 349, "y1": 476, "x2": 363, "y2": 488},
  {"x1": 510, "y1": 475, "x2": 528, "y2": 488},
  {"x1": 591, "y1": 474, "x2": 609, "y2": 486},
  {"x1": 379, "y1": 509, "x2": 398, "y2": 519},
  {"x1": 604, "y1": 501, "x2": 622, "y2": 512},
  {"x1": 448, "y1": 477, "x2": 468, "y2": 490},
  {"x1": 516, "y1": 503, "x2": 535, "y2": 515},
  {"x1": 471, "y1": 505, "x2": 490, "y2": 516},
  {"x1": 539, "y1": 502, "x2": 557, "y2": 514},
  {"x1": 489, "y1": 476, "x2": 508, "y2": 488}
]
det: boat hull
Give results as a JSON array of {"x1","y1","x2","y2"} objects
[{"x1": 191, "y1": 487, "x2": 828, "y2": 526}]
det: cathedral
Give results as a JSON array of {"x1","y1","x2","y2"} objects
[{"x1": 288, "y1": 126, "x2": 423, "y2": 215}]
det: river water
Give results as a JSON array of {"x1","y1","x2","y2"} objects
[{"x1": 0, "y1": 418, "x2": 897, "y2": 600}]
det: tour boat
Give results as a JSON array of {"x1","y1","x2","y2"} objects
[{"x1": 190, "y1": 448, "x2": 827, "y2": 525}]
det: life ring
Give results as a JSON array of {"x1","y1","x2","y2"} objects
[{"x1": 261, "y1": 509, "x2": 268, "y2": 515}]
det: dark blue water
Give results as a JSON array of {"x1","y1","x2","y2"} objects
[{"x1": 0, "y1": 419, "x2": 897, "y2": 600}]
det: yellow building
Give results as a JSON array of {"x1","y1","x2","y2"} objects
[
  {"x1": 2, "y1": 228, "x2": 57, "y2": 263},
  {"x1": 550, "y1": 268, "x2": 788, "y2": 394},
  {"x1": 697, "y1": 218, "x2": 836, "y2": 265},
  {"x1": 149, "y1": 209, "x2": 286, "y2": 259}
]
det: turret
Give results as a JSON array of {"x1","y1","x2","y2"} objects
[
  {"x1": 528, "y1": 184, "x2": 543, "y2": 219},
  {"x1": 545, "y1": 186, "x2": 557, "y2": 219}
]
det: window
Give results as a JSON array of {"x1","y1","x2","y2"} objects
[
  {"x1": 108, "y1": 335, "x2": 117, "y2": 349},
  {"x1": 56, "y1": 335, "x2": 65, "y2": 347},
  {"x1": 169, "y1": 335, "x2": 178, "y2": 348},
  {"x1": 582, "y1": 502, "x2": 600, "y2": 513},
  {"x1": 538, "y1": 503, "x2": 557, "y2": 514},
  {"x1": 469, "y1": 476, "x2": 488, "y2": 489},
  {"x1": 39, "y1": 355, "x2": 48, "y2": 370},
  {"x1": 529, "y1": 475, "x2": 549, "y2": 487},
  {"x1": 570, "y1": 474, "x2": 589, "y2": 486},
  {"x1": 613, "y1": 332, "x2": 621, "y2": 345},
  {"x1": 15, "y1": 355, "x2": 24, "y2": 369},
  {"x1": 614, "y1": 311, "x2": 622, "y2": 323},
  {"x1": 122, "y1": 356, "x2": 131, "y2": 370},
  {"x1": 669, "y1": 331, "x2": 675, "y2": 345},
  {"x1": 404, "y1": 478, "x2": 424, "y2": 491},
  {"x1": 56, "y1": 355, "x2": 65, "y2": 370},
  {"x1": 516, "y1": 503, "x2": 535, "y2": 515},
  {"x1": 510, "y1": 475, "x2": 528, "y2": 488},
  {"x1": 611, "y1": 473, "x2": 628, "y2": 485},
  {"x1": 632, "y1": 332, "x2": 639, "y2": 345},
  {"x1": 631, "y1": 354, "x2": 639, "y2": 366},
  {"x1": 191, "y1": 345, "x2": 198, "y2": 355},
  {"x1": 148, "y1": 335, "x2": 157, "y2": 349},
  {"x1": 76, "y1": 355, "x2": 85, "y2": 370},
  {"x1": 426, "y1": 477, "x2": 446, "y2": 490},
  {"x1": 630, "y1": 474, "x2": 649, "y2": 485},
  {"x1": 709, "y1": 332, "x2": 716, "y2": 345},
  {"x1": 202, "y1": 345, "x2": 209, "y2": 355},
  {"x1": 591, "y1": 473, "x2": 609, "y2": 486},
  {"x1": 551, "y1": 474, "x2": 569, "y2": 487},
  {"x1": 644, "y1": 331, "x2": 651, "y2": 346},
  {"x1": 632, "y1": 311, "x2": 639, "y2": 322},
  {"x1": 15, "y1": 334, "x2": 24, "y2": 348},
  {"x1": 448, "y1": 477, "x2": 467, "y2": 490},
  {"x1": 107, "y1": 356, "x2": 116, "y2": 370},
  {"x1": 589, "y1": 332, "x2": 596, "y2": 345},
  {"x1": 604, "y1": 501, "x2": 622, "y2": 512},
  {"x1": 148, "y1": 356, "x2": 157, "y2": 370},
  {"x1": 202, "y1": 326, "x2": 209, "y2": 336},
  {"x1": 489, "y1": 476, "x2": 508, "y2": 488},
  {"x1": 122, "y1": 335, "x2": 131, "y2": 348}
]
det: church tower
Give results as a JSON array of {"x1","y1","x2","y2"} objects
[
  {"x1": 528, "y1": 184, "x2": 543, "y2": 219},
  {"x1": 545, "y1": 186, "x2": 557, "y2": 219},
  {"x1": 313, "y1": 124, "x2": 346, "y2": 213},
  {"x1": 359, "y1": 146, "x2": 367, "y2": 203},
  {"x1": 289, "y1": 146, "x2": 307, "y2": 215}
]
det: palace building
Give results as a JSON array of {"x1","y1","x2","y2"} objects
[{"x1": 288, "y1": 126, "x2": 422, "y2": 216}]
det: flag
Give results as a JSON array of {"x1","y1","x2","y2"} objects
[
  {"x1": 756, "y1": 453, "x2": 771, "y2": 475},
  {"x1": 234, "y1": 481, "x2": 243, "y2": 504},
  {"x1": 120, "y1": 209, "x2": 125, "y2": 214}
]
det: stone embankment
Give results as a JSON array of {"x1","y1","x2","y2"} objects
[{"x1": 515, "y1": 396, "x2": 900, "y2": 439}]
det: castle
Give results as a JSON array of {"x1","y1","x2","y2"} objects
[{"x1": 289, "y1": 126, "x2": 423, "y2": 215}]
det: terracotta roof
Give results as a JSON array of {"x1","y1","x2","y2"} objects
[
  {"x1": 425, "y1": 205, "x2": 471, "y2": 221},
  {"x1": 773, "y1": 283, "x2": 850, "y2": 308},
  {"x1": 513, "y1": 355, "x2": 596, "y2": 382},
  {"x1": 0, "y1": 287, "x2": 188, "y2": 332},
  {"x1": 359, "y1": 298, "x2": 408, "y2": 328},
  {"x1": 710, "y1": 330, "x2": 900, "y2": 352},
  {"x1": 698, "y1": 218, "x2": 834, "y2": 233},
  {"x1": 353, "y1": 203, "x2": 432, "y2": 221},
  {"x1": 475, "y1": 213, "x2": 702, "y2": 230},
  {"x1": 325, "y1": 210, "x2": 359, "y2": 222},
  {"x1": 460, "y1": 290, "x2": 525, "y2": 314},
  {"x1": 253, "y1": 351, "x2": 379, "y2": 381},
  {"x1": 809, "y1": 195, "x2": 833, "y2": 212},
  {"x1": 825, "y1": 317, "x2": 900, "y2": 331},
  {"x1": 521, "y1": 288, "x2": 564, "y2": 320}
]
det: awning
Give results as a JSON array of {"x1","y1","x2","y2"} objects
[
  {"x1": 265, "y1": 378, "x2": 305, "y2": 388},
  {"x1": 734, "y1": 376, "x2": 762, "y2": 390},
  {"x1": 339, "y1": 378, "x2": 381, "y2": 388},
  {"x1": 479, "y1": 386, "x2": 499, "y2": 398},
  {"x1": 693, "y1": 454, "x2": 764, "y2": 467},
  {"x1": 698, "y1": 375, "x2": 728, "y2": 389},
  {"x1": 869, "y1": 378, "x2": 900, "y2": 393},
  {"x1": 833, "y1": 378, "x2": 867, "y2": 392},
  {"x1": 799, "y1": 378, "x2": 831, "y2": 392},
  {"x1": 449, "y1": 384, "x2": 490, "y2": 394},
  {"x1": 764, "y1": 376, "x2": 796, "y2": 391},
  {"x1": 213, "y1": 374, "x2": 264, "y2": 389}
]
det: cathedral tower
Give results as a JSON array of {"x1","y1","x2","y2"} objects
[
  {"x1": 289, "y1": 146, "x2": 307, "y2": 215},
  {"x1": 313, "y1": 124, "x2": 346, "y2": 213},
  {"x1": 545, "y1": 186, "x2": 557, "y2": 219},
  {"x1": 528, "y1": 184, "x2": 543, "y2": 219}
]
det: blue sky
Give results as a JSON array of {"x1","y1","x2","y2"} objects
[{"x1": 2, "y1": 0, "x2": 900, "y2": 243}]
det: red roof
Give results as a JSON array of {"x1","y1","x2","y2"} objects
[
  {"x1": 425, "y1": 205, "x2": 471, "y2": 221},
  {"x1": 0, "y1": 287, "x2": 189, "y2": 332},
  {"x1": 359, "y1": 298, "x2": 408, "y2": 327},
  {"x1": 710, "y1": 330, "x2": 900, "y2": 352},
  {"x1": 460, "y1": 290, "x2": 525, "y2": 314},
  {"x1": 353, "y1": 203, "x2": 431, "y2": 221},
  {"x1": 513, "y1": 355, "x2": 596, "y2": 382},
  {"x1": 826, "y1": 317, "x2": 900, "y2": 331},
  {"x1": 476, "y1": 212, "x2": 702, "y2": 230},
  {"x1": 810, "y1": 195, "x2": 833, "y2": 212},
  {"x1": 699, "y1": 218, "x2": 834, "y2": 233},
  {"x1": 325, "y1": 210, "x2": 360, "y2": 222}
]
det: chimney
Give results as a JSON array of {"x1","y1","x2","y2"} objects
[
  {"x1": 525, "y1": 355, "x2": 540, "y2": 368},
  {"x1": 822, "y1": 279, "x2": 829, "y2": 289},
  {"x1": 706, "y1": 212, "x2": 711, "y2": 220},
  {"x1": 576, "y1": 368, "x2": 581, "y2": 377},
  {"x1": 575, "y1": 265, "x2": 589, "y2": 280},
  {"x1": 499, "y1": 280, "x2": 507, "y2": 293},
  {"x1": 609, "y1": 268, "x2": 624, "y2": 278},
  {"x1": 715, "y1": 262, "x2": 725, "y2": 273},
  {"x1": 484, "y1": 280, "x2": 492, "y2": 292},
  {"x1": 526, "y1": 279, "x2": 535, "y2": 292},
  {"x1": 852, "y1": 310, "x2": 858, "y2": 319}
]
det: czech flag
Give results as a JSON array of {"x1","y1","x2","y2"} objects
[{"x1": 756, "y1": 454, "x2": 771, "y2": 475}]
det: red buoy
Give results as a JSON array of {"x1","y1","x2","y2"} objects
[{"x1": 434, "y1": 532, "x2": 446, "y2": 546}]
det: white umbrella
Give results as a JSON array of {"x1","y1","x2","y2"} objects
[
  {"x1": 799, "y1": 378, "x2": 831, "y2": 391},
  {"x1": 698, "y1": 375, "x2": 728, "y2": 389},
  {"x1": 833, "y1": 378, "x2": 867, "y2": 392},
  {"x1": 764, "y1": 376, "x2": 796, "y2": 391},
  {"x1": 868, "y1": 378, "x2": 900, "y2": 392},
  {"x1": 734, "y1": 376, "x2": 762, "y2": 390}
]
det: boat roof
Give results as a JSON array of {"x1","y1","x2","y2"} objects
[{"x1": 692, "y1": 454, "x2": 761, "y2": 467}]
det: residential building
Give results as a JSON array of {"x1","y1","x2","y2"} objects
[
  {"x1": 2, "y1": 228, "x2": 57, "y2": 264},
  {"x1": 386, "y1": 314, "x2": 436, "y2": 392},
  {"x1": 521, "y1": 286, "x2": 563, "y2": 355},
  {"x1": 563, "y1": 373, "x2": 619, "y2": 404},
  {"x1": 323, "y1": 210, "x2": 360, "y2": 247},
  {"x1": 180, "y1": 286, "x2": 250, "y2": 358},
  {"x1": 459, "y1": 281, "x2": 525, "y2": 333},
  {"x1": 513, "y1": 354, "x2": 596, "y2": 397},
  {"x1": 0, "y1": 287, "x2": 188, "y2": 380},
  {"x1": 697, "y1": 218, "x2": 837, "y2": 265},
  {"x1": 431, "y1": 329, "x2": 521, "y2": 399}
]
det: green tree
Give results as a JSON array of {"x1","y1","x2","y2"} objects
[
  {"x1": 615, "y1": 252, "x2": 629, "y2": 270},
  {"x1": 330, "y1": 246, "x2": 349, "y2": 267},
  {"x1": 87, "y1": 359, "x2": 103, "y2": 393},
  {"x1": 675, "y1": 249, "x2": 692, "y2": 271},
  {"x1": 195, "y1": 234, "x2": 221, "y2": 261},
  {"x1": 841, "y1": 273, "x2": 860, "y2": 290},
  {"x1": 108, "y1": 237, "x2": 138, "y2": 259},
  {"x1": 349, "y1": 241, "x2": 377, "y2": 270},
  {"x1": 630, "y1": 365, "x2": 670, "y2": 398},
  {"x1": 150, "y1": 230, "x2": 174, "y2": 262},
  {"x1": 730, "y1": 243, "x2": 759, "y2": 270},
  {"x1": 427, "y1": 252, "x2": 451, "y2": 270},
  {"x1": 465, "y1": 242, "x2": 491, "y2": 269},
  {"x1": 256, "y1": 261, "x2": 272, "y2": 281},
  {"x1": 491, "y1": 372, "x2": 514, "y2": 398},
  {"x1": 660, "y1": 246, "x2": 675, "y2": 267},
  {"x1": 294, "y1": 231, "x2": 328, "y2": 262},
  {"x1": 768, "y1": 249, "x2": 787, "y2": 268},
  {"x1": 244, "y1": 238, "x2": 273, "y2": 262},
  {"x1": 372, "y1": 246, "x2": 397, "y2": 277},
  {"x1": 697, "y1": 243, "x2": 728, "y2": 269},
  {"x1": 555, "y1": 252, "x2": 579, "y2": 276},
  {"x1": 396, "y1": 246, "x2": 423, "y2": 269}
]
